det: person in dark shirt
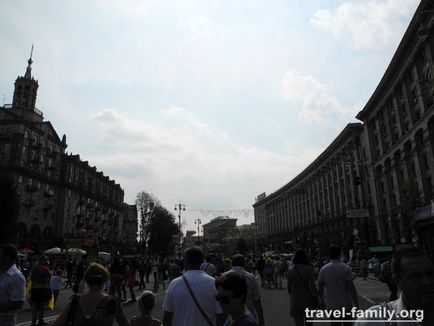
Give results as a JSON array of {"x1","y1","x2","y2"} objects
[
  {"x1": 215, "y1": 271, "x2": 258, "y2": 326},
  {"x1": 30, "y1": 256, "x2": 52, "y2": 326}
]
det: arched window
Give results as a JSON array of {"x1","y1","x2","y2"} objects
[{"x1": 29, "y1": 224, "x2": 41, "y2": 240}]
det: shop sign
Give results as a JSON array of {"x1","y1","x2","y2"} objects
[
  {"x1": 414, "y1": 201, "x2": 434, "y2": 221},
  {"x1": 346, "y1": 208, "x2": 369, "y2": 218}
]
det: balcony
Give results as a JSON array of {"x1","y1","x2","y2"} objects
[
  {"x1": 24, "y1": 200, "x2": 35, "y2": 207},
  {"x1": 44, "y1": 190, "x2": 54, "y2": 197}
]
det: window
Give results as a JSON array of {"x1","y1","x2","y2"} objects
[
  {"x1": 24, "y1": 130, "x2": 29, "y2": 139},
  {"x1": 18, "y1": 176, "x2": 23, "y2": 184},
  {"x1": 21, "y1": 146, "x2": 27, "y2": 155}
]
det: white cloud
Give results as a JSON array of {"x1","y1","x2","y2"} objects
[
  {"x1": 281, "y1": 69, "x2": 350, "y2": 129},
  {"x1": 311, "y1": 0, "x2": 419, "y2": 50},
  {"x1": 86, "y1": 107, "x2": 321, "y2": 209},
  {"x1": 179, "y1": 16, "x2": 217, "y2": 38}
]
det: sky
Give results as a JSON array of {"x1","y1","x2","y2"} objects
[{"x1": 0, "y1": 0, "x2": 420, "y2": 233}]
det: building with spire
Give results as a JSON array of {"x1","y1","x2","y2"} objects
[{"x1": 0, "y1": 50, "x2": 137, "y2": 253}]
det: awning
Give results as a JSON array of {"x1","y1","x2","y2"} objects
[{"x1": 368, "y1": 246, "x2": 393, "y2": 253}]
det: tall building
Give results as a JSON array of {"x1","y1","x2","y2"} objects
[
  {"x1": 253, "y1": 0, "x2": 434, "y2": 256},
  {"x1": 0, "y1": 53, "x2": 137, "y2": 253}
]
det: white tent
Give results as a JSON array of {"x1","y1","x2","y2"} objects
[{"x1": 44, "y1": 247, "x2": 62, "y2": 254}]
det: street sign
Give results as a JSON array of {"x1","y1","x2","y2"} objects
[{"x1": 346, "y1": 208, "x2": 369, "y2": 218}]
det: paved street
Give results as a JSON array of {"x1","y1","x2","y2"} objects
[{"x1": 16, "y1": 274, "x2": 390, "y2": 326}]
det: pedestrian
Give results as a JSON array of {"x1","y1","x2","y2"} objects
[
  {"x1": 52, "y1": 262, "x2": 129, "y2": 326},
  {"x1": 127, "y1": 261, "x2": 138, "y2": 302},
  {"x1": 0, "y1": 244, "x2": 26, "y2": 326},
  {"x1": 355, "y1": 247, "x2": 434, "y2": 326},
  {"x1": 109, "y1": 257, "x2": 124, "y2": 301},
  {"x1": 215, "y1": 271, "x2": 258, "y2": 326},
  {"x1": 158, "y1": 258, "x2": 167, "y2": 292},
  {"x1": 287, "y1": 249, "x2": 319, "y2": 326},
  {"x1": 50, "y1": 270, "x2": 65, "y2": 305},
  {"x1": 263, "y1": 258, "x2": 274, "y2": 289},
  {"x1": 360, "y1": 256, "x2": 368, "y2": 280},
  {"x1": 138, "y1": 259, "x2": 146, "y2": 290},
  {"x1": 30, "y1": 255, "x2": 52, "y2": 326},
  {"x1": 221, "y1": 254, "x2": 265, "y2": 326},
  {"x1": 256, "y1": 256, "x2": 265, "y2": 287},
  {"x1": 168, "y1": 259, "x2": 182, "y2": 281},
  {"x1": 201, "y1": 255, "x2": 217, "y2": 277},
  {"x1": 75, "y1": 258, "x2": 86, "y2": 294},
  {"x1": 379, "y1": 256, "x2": 398, "y2": 301},
  {"x1": 162, "y1": 246, "x2": 225, "y2": 326},
  {"x1": 129, "y1": 290, "x2": 162, "y2": 326},
  {"x1": 273, "y1": 257, "x2": 283, "y2": 289},
  {"x1": 151, "y1": 256, "x2": 160, "y2": 292},
  {"x1": 318, "y1": 245, "x2": 359, "y2": 326}
]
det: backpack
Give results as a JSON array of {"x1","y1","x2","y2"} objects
[{"x1": 67, "y1": 295, "x2": 118, "y2": 326}]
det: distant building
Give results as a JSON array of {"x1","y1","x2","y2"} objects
[
  {"x1": 202, "y1": 216, "x2": 237, "y2": 254},
  {"x1": 0, "y1": 53, "x2": 136, "y2": 253}
]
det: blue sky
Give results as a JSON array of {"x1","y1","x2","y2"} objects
[{"x1": 0, "y1": 0, "x2": 419, "y2": 231}]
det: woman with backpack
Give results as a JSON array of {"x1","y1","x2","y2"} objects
[{"x1": 52, "y1": 262, "x2": 129, "y2": 326}]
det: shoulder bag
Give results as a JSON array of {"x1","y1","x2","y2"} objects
[{"x1": 182, "y1": 275, "x2": 215, "y2": 326}]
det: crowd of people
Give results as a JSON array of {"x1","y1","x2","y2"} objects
[{"x1": 0, "y1": 243, "x2": 433, "y2": 325}]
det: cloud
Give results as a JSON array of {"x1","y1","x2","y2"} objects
[
  {"x1": 311, "y1": 0, "x2": 419, "y2": 50},
  {"x1": 86, "y1": 107, "x2": 321, "y2": 209},
  {"x1": 179, "y1": 16, "x2": 217, "y2": 38},
  {"x1": 281, "y1": 69, "x2": 350, "y2": 129}
]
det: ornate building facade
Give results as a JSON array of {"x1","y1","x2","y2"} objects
[
  {"x1": 253, "y1": 0, "x2": 434, "y2": 256},
  {"x1": 0, "y1": 55, "x2": 137, "y2": 253}
]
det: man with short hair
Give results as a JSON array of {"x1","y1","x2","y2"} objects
[
  {"x1": 318, "y1": 245, "x2": 359, "y2": 326},
  {"x1": 222, "y1": 254, "x2": 265, "y2": 326},
  {"x1": 163, "y1": 246, "x2": 224, "y2": 326},
  {"x1": 355, "y1": 247, "x2": 434, "y2": 326},
  {"x1": 0, "y1": 244, "x2": 26, "y2": 326},
  {"x1": 215, "y1": 271, "x2": 258, "y2": 325}
]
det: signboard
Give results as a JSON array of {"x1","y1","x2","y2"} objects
[
  {"x1": 346, "y1": 208, "x2": 369, "y2": 218},
  {"x1": 414, "y1": 201, "x2": 434, "y2": 221},
  {"x1": 256, "y1": 192, "x2": 266, "y2": 201}
]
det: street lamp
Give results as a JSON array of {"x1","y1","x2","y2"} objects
[
  {"x1": 174, "y1": 203, "x2": 185, "y2": 254},
  {"x1": 195, "y1": 218, "x2": 201, "y2": 245}
]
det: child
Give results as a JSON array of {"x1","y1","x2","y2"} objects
[
  {"x1": 50, "y1": 270, "x2": 65, "y2": 304},
  {"x1": 129, "y1": 291, "x2": 161, "y2": 326}
]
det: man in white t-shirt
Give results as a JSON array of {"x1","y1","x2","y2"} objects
[
  {"x1": 318, "y1": 245, "x2": 359, "y2": 326},
  {"x1": 163, "y1": 246, "x2": 224, "y2": 326},
  {"x1": 0, "y1": 244, "x2": 26, "y2": 326}
]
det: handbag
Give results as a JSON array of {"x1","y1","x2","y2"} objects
[{"x1": 182, "y1": 276, "x2": 215, "y2": 326}]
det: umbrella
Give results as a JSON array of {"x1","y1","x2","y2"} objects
[
  {"x1": 67, "y1": 248, "x2": 87, "y2": 255},
  {"x1": 44, "y1": 247, "x2": 61, "y2": 255}
]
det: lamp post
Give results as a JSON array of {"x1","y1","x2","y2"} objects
[
  {"x1": 174, "y1": 203, "x2": 185, "y2": 255},
  {"x1": 195, "y1": 218, "x2": 201, "y2": 245}
]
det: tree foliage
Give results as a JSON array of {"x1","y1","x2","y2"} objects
[
  {"x1": 0, "y1": 175, "x2": 20, "y2": 243},
  {"x1": 148, "y1": 205, "x2": 178, "y2": 256},
  {"x1": 136, "y1": 191, "x2": 160, "y2": 254}
]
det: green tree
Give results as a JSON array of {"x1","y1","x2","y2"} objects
[
  {"x1": 0, "y1": 175, "x2": 20, "y2": 243},
  {"x1": 136, "y1": 191, "x2": 160, "y2": 255},
  {"x1": 148, "y1": 206, "x2": 178, "y2": 256}
]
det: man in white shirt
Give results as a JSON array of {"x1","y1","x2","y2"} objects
[
  {"x1": 0, "y1": 244, "x2": 26, "y2": 326},
  {"x1": 163, "y1": 246, "x2": 225, "y2": 326},
  {"x1": 318, "y1": 245, "x2": 359, "y2": 326},
  {"x1": 355, "y1": 247, "x2": 434, "y2": 326},
  {"x1": 222, "y1": 254, "x2": 265, "y2": 326}
]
